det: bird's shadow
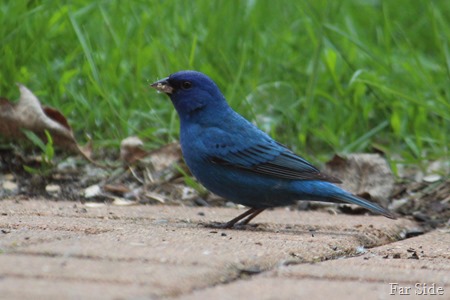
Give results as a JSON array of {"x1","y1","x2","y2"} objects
[{"x1": 198, "y1": 221, "x2": 367, "y2": 239}]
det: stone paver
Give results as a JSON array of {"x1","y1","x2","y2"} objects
[
  {"x1": 0, "y1": 199, "x2": 447, "y2": 299},
  {"x1": 180, "y1": 230, "x2": 449, "y2": 300}
]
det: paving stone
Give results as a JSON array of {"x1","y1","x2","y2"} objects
[
  {"x1": 178, "y1": 230, "x2": 449, "y2": 300},
  {"x1": 0, "y1": 199, "x2": 435, "y2": 299}
]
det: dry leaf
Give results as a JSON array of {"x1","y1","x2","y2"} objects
[
  {"x1": 0, "y1": 84, "x2": 95, "y2": 163},
  {"x1": 146, "y1": 142, "x2": 182, "y2": 172},
  {"x1": 120, "y1": 136, "x2": 149, "y2": 164},
  {"x1": 103, "y1": 183, "x2": 130, "y2": 194},
  {"x1": 145, "y1": 191, "x2": 167, "y2": 203},
  {"x1": 86, "y1": 142, "x2": 189, "y2": 206},
  {"x1": 324, "y1": 153, "x2": 394, "y2": 207}
]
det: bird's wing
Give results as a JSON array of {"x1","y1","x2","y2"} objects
[{"x1": 202, "y1": 128, "x2": 341, "y2": 183}]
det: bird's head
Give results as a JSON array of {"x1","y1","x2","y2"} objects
[{"x1": 151, "y1": 70, "x2": 229, "y2": 120}]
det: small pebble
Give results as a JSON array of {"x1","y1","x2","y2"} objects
[
  {"x1": 46, "y1": 184, "x2": 61, "y2": 193},
  {"x1": 423, "y1": 174, "x2": 441, "y2": 183}
]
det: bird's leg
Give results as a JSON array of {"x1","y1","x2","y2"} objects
[
  {"x1": 223, "y1": 207, "x2": 260, "y2": 229},
  {"x1": 238, "y1": 208, "x2": 266, "y2": 226}
]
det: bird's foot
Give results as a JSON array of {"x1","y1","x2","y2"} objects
[{"x1": 200, "y1": 207, "x2": 266, "y2": 229}]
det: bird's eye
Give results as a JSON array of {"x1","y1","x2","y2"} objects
[{"x1": 181, "y1": 81, "x2": 192, "y2": 90}]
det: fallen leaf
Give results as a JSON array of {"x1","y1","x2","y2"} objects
[
  {"x1": 103, "y1": 183, "x2": 130, "y2": 194},
  {"x1": 120, "y1": 136, "x2": 149, "y2": 164},
  {"x1": 324, "y1": 153, "x2": 394, "y2": 207},
  {"x1": 0, "y1": 84, "x2": 96, "y2": 164},
  {"x1": 136, "y1": 142, "x2": 184, "y2": 183},
  {"x1": 144, "y1": 191, "x2": 167, "y2": 203},
  {"x1": 144, "y1": 142, "x2": 183, "y2": 172}
]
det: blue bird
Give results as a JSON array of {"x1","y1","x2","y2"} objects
[{"x1": 151, "y1": 71, "x2": 395, "y2": 228}]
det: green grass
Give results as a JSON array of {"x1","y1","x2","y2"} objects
[{"x1": 1, "y1": 0, "x2": 449, "y2": 171}]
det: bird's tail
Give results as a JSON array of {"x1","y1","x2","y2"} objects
[{"x1": 333, "y1": 193, "x2": 396, "y2": 219}]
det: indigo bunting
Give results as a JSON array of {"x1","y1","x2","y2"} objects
[{"x1": 151, "y1": 71, "x2": 395, "y2": 228}]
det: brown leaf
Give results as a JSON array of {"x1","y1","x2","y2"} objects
[
  {"x1": 147, "y1": 142, "x2": 182, "y2": 172},
  {"x1": 120, "y1": 140, "x2": 183, "y2": 173},
  {"x1": 0, "y1": 84, "x2": 96, "y2": 164},
  {"x1": 324, "y1": 153, "x2": 394, "y2": 207},
  {"x1": 103, "y1": 183, "x2": 130, "y2": 194},
  {"x1": 120, "y1": 136, "x2": 149, "y2": 165}
]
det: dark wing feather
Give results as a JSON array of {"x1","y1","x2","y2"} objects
[{"x1": 210, "y1": 142, "x2": 341, "y2": 183}]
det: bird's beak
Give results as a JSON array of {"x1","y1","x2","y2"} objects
[{"x1": 150, "y1": 77, "x2": 173, "y2": 94}]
